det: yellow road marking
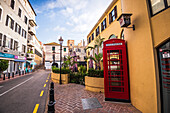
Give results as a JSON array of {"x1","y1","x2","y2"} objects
[
  {"x1": 40, "y1": 90, "x2": 44, "y2": 97},
  {"x1": 44, "y1": 84, "x2": 46, "y2": 87},
  {"x1": 33, "y1": 104, "x2": 39, "y2": 113},
  {"x1": 46, "y1": 80, "x2": 48, "y2": 82}
]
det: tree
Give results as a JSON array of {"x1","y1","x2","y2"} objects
[
  {"x1": 85, "y1": 36, "x2": 105, "y2": 70},
  {"x1": 62, "y1": 56, "x2": 77, "y2": 71},
  {"x1": 0, "y1": 59, "x2": 9, "y2": 78},
  {"x1": 85, "y1": 53, "x2": 103, "y2": 70}
]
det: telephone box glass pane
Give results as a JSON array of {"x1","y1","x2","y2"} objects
[{"x1": 158, "y1": 40, "x2": 170, "y2": 113}]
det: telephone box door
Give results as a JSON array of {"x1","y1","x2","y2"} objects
[{"x1": 103, "y1": 39, "x2": 129, "y2": 101}]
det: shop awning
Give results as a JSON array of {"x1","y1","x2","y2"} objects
[
  {"x1": 14, "y1": 59, "x2": 26, "y2": 62},
  {"x1": 26, "y1": 60, "x2": 37, "y2": 65}
]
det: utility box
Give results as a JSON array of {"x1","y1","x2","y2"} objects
[{"x1": 103, "y1": 39, "x2": 130, "y2": 102}]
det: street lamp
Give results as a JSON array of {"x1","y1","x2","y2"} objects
[{"x1": 59, "y1": 36, "x2": 63, "y2": 84}]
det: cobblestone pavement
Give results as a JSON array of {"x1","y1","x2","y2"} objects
[{"x1": 53, "y1": 83, "x2": 141, "y2": 113}]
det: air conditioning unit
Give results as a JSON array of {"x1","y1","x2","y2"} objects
[{"x1": 20, "y1": 52, "x2": 25, "y2": 56}]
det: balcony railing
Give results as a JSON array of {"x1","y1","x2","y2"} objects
[
  {"x1": 28, "y1": 26, "x2": 36, "y2": 35},
  {"x1": 28, "y1": 40, "x2": 34, "y2": 47}
]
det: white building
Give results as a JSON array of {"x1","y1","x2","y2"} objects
[
  {"x1": 44, "y1": 42, "x2": 68, "y2": 70},
  {"x1": 0, "y1": 0, "x2": 36, "y2": 77}
]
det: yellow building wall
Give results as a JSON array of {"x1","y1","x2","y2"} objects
[
  {"x1": 151, "y1": 8, "x2": 170, "y2": 47},
  {"x1": 121, "y1": 0, "x2": 157, "y2": 113},
  {"x1": 34, "y1": 54, "x2": 42, "y2": 66},
  {"x1": 86, "y1": 0, "x2": 122, "y2": 70}
]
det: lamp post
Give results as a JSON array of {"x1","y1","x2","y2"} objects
[{"x1": 59, "y1": 36, "x2": 63, "y2": 84}]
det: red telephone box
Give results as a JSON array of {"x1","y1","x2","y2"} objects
[{"x1": 103, "y1": 39, "x2": 130, "y2": 102}]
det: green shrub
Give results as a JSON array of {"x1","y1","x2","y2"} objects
[
  {"x1": 52, "y1": 66, "x2": 70, "y2": 74},
  {"x1": 88, "y1": 68, "x2": 103, "y2": 78}
]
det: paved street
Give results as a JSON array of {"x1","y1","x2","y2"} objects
[
  {"x1": 0, "y1": 70, "x2": 50, "y2": 113},
  {"x1": 54, "y1": 83, "x2": 141, "y2": 113}
]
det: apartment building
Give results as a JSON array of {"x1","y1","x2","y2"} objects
[
  {"x1": 0, "y1": 0, "x2": 36, "y2": 76},
  {"x1": 67, "y1": 40, "x2": 86, "y2": 66},
  {"x1": 86, "y1": 0, "x2": 170, "y2": 113},
  {"x1": 44, "y1": 42, "x2": 68, "y2": 70}
]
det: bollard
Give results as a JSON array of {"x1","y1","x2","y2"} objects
[
  {"x1": 8, "y1": 73, "x2": 10, "y2": 79},
  {"x1": 12, "y1": 72, "x2": 14, "y2": 78},
  {"x1": 48, "y1": 82, "x2": 55, "y2": 113},
  {"x1": 3, "y1": 73, "x2": 5, "y2": 80},
  {"x1": 50, "y1": 82, "x2": 54, "y2": 89},
  {"x1": 22, "y1": 71, "x2": 24, "y2": 75},
  {"x1": 25, "y1": 70, "x2": 27, "y2": 74},
  {"x1": 19, "y1": 70, "x2": 21, "y2": 76}
]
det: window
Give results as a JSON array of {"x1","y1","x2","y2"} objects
[
  {"x1": 96, "y1": 26, "x2": 100, "y2": 37},
  {"x1": 22, "y1": 29, "x2": 27, "y2": 38},
  {"x1": 24, "y1": 16, "x2": 27, "y2": 24},
  {"x1": 64, "y1": 48, "x2": 66, "y2": 52},
  {"x1": 6, "y1": 15, "x2": 14, "y2": 30},
  {"x1": 0, "y1": 8, "x2": 2, "y2": 21},
  {"x1": 109, "y1": 5, "x2": 117, "y2": 24},
  {"x1": 10, "y1": 39, "x2": 13, "y2": 50},
  {"x1": 3, "y1": 35, "x2": 6, "y2": 47},
  {"x1": 22, "y1": 45, "x2": 26, "y2": 53},
  {"x1": 89, "y1": 37, "x2": 91, "y2": 44},
  {"x1": 78, "y1": 48, "x2": 81, "y2": 52},
  {"x1": 70, "y1": 44, "x2": 72, "y2": 46},
  {"x1": 15, "y1": 23, "x2": 21, "y2": 34},
  {"x1": 18, "y1": 8, "x2": 22, "y2": 17},
  {"x1": 52, "y1": 46, "x2": 55, "y2": 51},
  {"x1": 10, "y1": 0, "x2": 15, "y2": 9},
  {"x1": 92, "y1": 33, "x2": 94, "y2": 40},
  {"x1": 0, "y1": 33, "x2": 2, "y2": 46},
  {"x1": 14, "y1": 41, "x2": 18, "y2": 51},
  {"x1": 3, "y1": 36, "x2": 10, "y2": 48},
  {"x1": 149, "y1": 0, "x2": 170, "y2": 15},
  {"x1": 101, "y1": 18, "x2": 107, "y2": 31}
]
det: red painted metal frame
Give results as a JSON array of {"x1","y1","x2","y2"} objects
[{"x1": 103, "y1": 39, "x2": 129, "y2": 100}]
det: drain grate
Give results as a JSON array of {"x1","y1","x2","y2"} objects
[{"x1": 81, "y1": 98, "x2": 102, "y2": 110}]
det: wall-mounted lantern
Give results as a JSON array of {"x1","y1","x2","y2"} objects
[{"x1": 117, "y1": 13, "x2": 135, "y2": 31}]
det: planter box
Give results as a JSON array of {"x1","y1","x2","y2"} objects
[
  {"x1": 51, "y1": 72, "x2": 69, "y2": 84},
  {"x1": 85, "y1": 76, "x2": 104, "y2": 93}
]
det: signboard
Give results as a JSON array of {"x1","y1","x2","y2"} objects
[
  {"x1": 0, "y1": 52, "x2": 15, "y2": 58},
  {"x1": 106, "y1": 43, "x2": 122, "y2": 46},
  {"x1": 162, "y1": 52, "x2": 170, "y2": 58},
  {"x1": 15, "y1": 55, "x2": 26, "y2": 60},
  {"x1": 117, "y1": 14, "x2": 132, "y2": 27}
]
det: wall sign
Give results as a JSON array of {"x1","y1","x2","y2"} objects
[
  {"x1": 106, "y1": 43, "x2": 123, "y2": 46},
  {"x1": 0, "y1": 52, "x2": 15, "y2": 58}
]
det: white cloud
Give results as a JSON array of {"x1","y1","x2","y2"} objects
[
  {"x1": 53, "y1": 26, "x2": 66, "y2": 31},
  {"x1": 35, "y1": 0, "x2": 113, "y2": 45}
]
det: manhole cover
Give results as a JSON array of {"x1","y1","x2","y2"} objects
[{"x1": 81, "y1": 98, "x2": 102, "y2": 110}]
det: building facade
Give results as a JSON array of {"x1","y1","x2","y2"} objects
[
  {"x1": 44, "y1": 42, "x2": 68, "y2": 70},
  {"x1": 0, "y1": 0, "x2": 36, "y2": 76},
  {"x1": 86, "y1": 0, "x2": 170, "y2": 113}
]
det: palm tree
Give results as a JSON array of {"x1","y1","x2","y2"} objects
[
  {"x1": 85, "y1": 36, "x2": 104, "y2": 70},
  {"x1": 85, "y1": 53, "x2": 103, "y2": 70}
]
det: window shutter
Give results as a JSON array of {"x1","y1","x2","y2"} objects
[
  {"x1": 15, "y1": 23, "x2": 17, "y2": 32},
  {"x1": 10, "y1": 39, "x2": 13, "y2": 50},
  {"x1": 11, "y1": 19, "x2": 14, "y2": 30},
  {"x1": 114, "y1": 5, "x2": 117, "y2": 19},
  {"x1": 105, "y1": 18, "x2": 107, "y2": 28},
  {"x1": 101, "y1": 23, "x2": 103, "y2": 31},
  {"x1": 5, "y1": 15, "x2": 9, "y2": 26},
  {"x1": 3, "y1": 35, "x2": 6, "y2": 47},
  {"x1": 19, "y1": 26, "x2": 21, "y2": 34},
  {"x1": 109, "y1": 13, "x2": 111, "y2": 24}
]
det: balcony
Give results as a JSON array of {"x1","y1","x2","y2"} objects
[
  {"x1": 28, "y1": 39, "x2": 34, "y2": 47},
  {"x1": 28, "y1": 26, "x2": 36, "y2": 35},
  {"x1": 0, "y1": 46, "x2": 20, "y2": 55},
  {"x1": 29, "y1": 19, "x2": 37, "y2": 27},
  {"x1": 27, "y1": 53, "x2": 34, "y2": 60}
]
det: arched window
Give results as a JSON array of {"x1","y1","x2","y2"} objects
[{"x1": 109, "y1": 34, "x2": 117, "y2": 39}]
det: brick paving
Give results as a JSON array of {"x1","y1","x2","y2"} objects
[{"x1": 53, "y1": 83, "x2": 141, "y2": 113}]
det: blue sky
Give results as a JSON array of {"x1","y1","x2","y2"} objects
[{"x1": 29, "y1": 0, "x2": 112, "y2": 46}]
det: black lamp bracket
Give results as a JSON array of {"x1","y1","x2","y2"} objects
[{"x1": 127, "y1": 24, "x2": 135, "y2": 31}]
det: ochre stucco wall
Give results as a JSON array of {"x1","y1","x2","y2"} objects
[
  {"x1": 122, "y1": 0, "x2": 157, "y2": 112},
  {"x1": 151, "y1": 8, "x2": 170, "y2": 47}
]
